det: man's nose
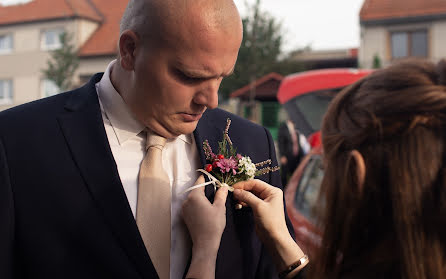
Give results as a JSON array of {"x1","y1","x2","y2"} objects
[{"x1": 194, "y1": 80, "x2": 221, "y2": 109}]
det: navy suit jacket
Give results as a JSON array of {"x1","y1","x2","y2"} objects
[{"x1": 0, "y1": 74, "x2": 294, "y2": 279}]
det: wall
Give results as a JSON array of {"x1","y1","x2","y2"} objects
[
  {"x1": 0, "y1": 18, "x2": 100, "y2": 111},
  {"x1": 76, "y1": 55, "x2": 115, "y2": 85},
  {"x1": 431, "y1": 20, "x2": 446, "y2": 62},
  {"x1": 359, "y1": 25, "x2": 387, "y2": 69},
  {"x1": 359, "y1": 19, "x2": 446, "y2": 69}
]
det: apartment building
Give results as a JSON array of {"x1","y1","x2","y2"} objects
[
  {"x1": 359, "y1": 0, "x2": 446, "y2": 68},
  {"x1": 0, "y1": 0, "x2": 128, "y2": 111}
]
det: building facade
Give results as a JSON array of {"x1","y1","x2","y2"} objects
[
  {"x1": 359, "y1": 0, "x2": 446, "y2": 69},
  {"x1": 0, "y1": 0, "x2": 128, "y2": 111},
  {"x1": 290, "y1": 48, "x2": 359, "y2": 70}
]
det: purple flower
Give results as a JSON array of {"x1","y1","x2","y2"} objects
[
  {"x1": 203, "y1": 140, "x2": 215, "y2": 160},
  {"x1": 216, "y1": 158, "x2": 238, "y2": 175}
]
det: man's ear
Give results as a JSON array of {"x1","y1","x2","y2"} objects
[
  {"x1": 118, "y1": 30, "x2": 140, "y2": 71},
  {"x1": 350, "y1": 150, "x2": 366, "y2": 193}
]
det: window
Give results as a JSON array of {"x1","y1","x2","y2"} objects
[
  {"x1": 0, "y1": 34, "x2": 12, "y2": 54},
  {"x1": 41, "y1": 79, "x2": 60, "y2": 97},
  {"x1": 41, "y1": 29, "x2": 64, "y2": 50},
  {"x1": 391, "y1": 30, "x2": 428, "y2": 58},
  {"x1": 294, "y1": 154, "x2": 324, "y2": 225},
  {"x1": 293, "y1": 89, "x2": 337, "y2": 132},
  {"x1": 0, "y1": 79, "x2": 13, "y2": 105}
]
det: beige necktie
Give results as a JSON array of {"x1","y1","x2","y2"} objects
[{"x1": 136, "y1": 132, "x2": 171, "y2": 279}]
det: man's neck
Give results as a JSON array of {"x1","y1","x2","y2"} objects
[{"x1": 110, "y1": 62, "x2": 128, "y2": 99}]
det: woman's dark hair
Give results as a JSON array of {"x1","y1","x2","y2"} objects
[{"x1": 311, "y1": 59, "x2": 446, "y2": 279}]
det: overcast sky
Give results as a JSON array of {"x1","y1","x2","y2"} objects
[
  {"x1": 0, "y1": 0, "x2": 32, "y2": 5},
  {"x1": 235, "y1": 0, "x2": 365, "y2": 52}
]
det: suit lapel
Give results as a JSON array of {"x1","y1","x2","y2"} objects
[
  {"x1": 193, "y1": 111, "x2": 257, "y2": 278},
  {"x1": 57, "y1": 74, "x2": 158, "y2": 279}
]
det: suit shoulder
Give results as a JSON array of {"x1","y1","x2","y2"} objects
[{"x1": 203, "y1": 108, "x2": 266, "y2": 133}]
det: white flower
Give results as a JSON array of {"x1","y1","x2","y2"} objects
[{"x1": 238, "y1": 156, "x2": 257, "y2": 179}]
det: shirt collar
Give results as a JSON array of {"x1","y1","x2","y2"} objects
[
  {"x1": 178, "y1": 133, "x2": 193, "y2": 145},
  {"x1": 96, "y1": 60, "x2": 145, "y2": 145},
  {"x1": 96, "y1": 60, "x2": 194, "y2": 146}
]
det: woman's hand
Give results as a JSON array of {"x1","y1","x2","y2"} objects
[
  {"x1": 233, "y1": 179, "x2": 306, "y2": 273},
  {"x1": 182, "y1": 175, "x2": 229, "y2": 279},
  {"x1": 233, "y1": 179, "x2": 288, "y2": 242}
]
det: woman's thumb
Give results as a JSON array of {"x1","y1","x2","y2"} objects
[{"x1": 233, "y1": 189, "x2": 262, "y2": 208}]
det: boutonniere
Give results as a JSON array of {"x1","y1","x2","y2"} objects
[{"x1": 185, "y1": 118, "x2": 279, "y2": 194}]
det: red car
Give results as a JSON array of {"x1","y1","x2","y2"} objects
[
  {"x1": 278, "y1": 68, "x2": 372, "y2": 256},
  {"x1": 284, "y1": 146, "x2": 323, "y2": 256}
]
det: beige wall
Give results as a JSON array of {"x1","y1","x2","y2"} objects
[
  {"x1": 360, "y1": 19, "x2": 446, "y2": 69},
  {"x1": 0, "y1": 18, "x2": 100, "y2": 111},
  {"x1": 359, "y1": 25, "x2": 388, "y2": 69},
  {"x1": 76, "y1": 55, "x2": 116, "y2": 85},
  {"x1": 431, "y1": 21, "x2": 446, "y2": 62},
  {"x1": 77, "y1": 19, "x2": 99, "y2": 48}
]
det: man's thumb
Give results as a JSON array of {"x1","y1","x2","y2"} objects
[{"x1": 233, "y1": 189, "x2": 261, "y2": 208}]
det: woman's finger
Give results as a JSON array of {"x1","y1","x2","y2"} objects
[
  {"x1": 213, "y1": 186, "x2": 229, "y2": 208},
  {"x1": 233, "y1": 189, "x2": 263, "y2": 208}
]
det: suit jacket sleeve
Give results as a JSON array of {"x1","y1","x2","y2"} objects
[
  {"x1": 0, "y1": 137, "x2": 14, "y2": 278},
  {"x1": 254, "y1": 127, "x2": 296, "y2": 279}
]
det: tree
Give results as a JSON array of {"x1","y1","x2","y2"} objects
[
  {"x1": 218, "y1": 0, "x2": 304, "y2": 100},
  {"x1": 42, "y1": 32, "x2": 79, "y2": 91},
  {"x1": 372, "y1": 53, "x2": 382, "y2": 69}
]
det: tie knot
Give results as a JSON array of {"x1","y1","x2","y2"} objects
[{"x1": 146, "y1": 132, "x2": 167, "y2": 151}]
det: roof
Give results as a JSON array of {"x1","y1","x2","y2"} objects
[
  {"x1": 277, "y1": 68, "x2": 373, "y2": 104},
  {"x1": 78, "y1": 0, "x2": 128, "y2": 57},
  {"x1": 292, "y1": 48, "x2": 358, "y2": 62},
  {"x1": 230, "y1": 72, "x2": 284, "y2": 101},
  {"x1": 0, "y1": 0, "x2": 103, "y2": 25},
  {"x1": 0, "y1": 0, "x2": 128, "y2": 57},
  {"x1": 360, "y1": 0, "x2": 446, "y2": 22}
]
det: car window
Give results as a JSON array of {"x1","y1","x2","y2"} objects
[
  {"x1": 294, "y1": 154, "x2": 324, "y2": 225},
  {"x1": 293, "y1": 89, "x2": 338, "y2": 132}
]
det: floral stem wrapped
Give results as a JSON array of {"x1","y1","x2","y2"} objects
[{"x1": 201, "y1": 118, "x2": 279, "y2": 187}]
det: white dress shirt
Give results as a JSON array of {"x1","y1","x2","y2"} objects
[{"x1": 96, "y1": 60, "x2": 200, "y2": 279}]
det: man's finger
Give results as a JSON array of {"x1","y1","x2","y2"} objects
[
  {"x1": 213, "y1": 186, "x2": 229, "y2": 208},
  {"x1": 233, "y1": 189, "x2": 262, "y2": 208}
]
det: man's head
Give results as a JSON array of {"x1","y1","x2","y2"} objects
[{"x1": 113, "y1": 0, "x2": 243, "y2": 138}]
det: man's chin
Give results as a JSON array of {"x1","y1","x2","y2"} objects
[
  {"x1": 157, "y1": 121, "x2": 199, "y2": 138},
  {"x1": 175, "y1": 121, "x2": 199, "y2": 135}
]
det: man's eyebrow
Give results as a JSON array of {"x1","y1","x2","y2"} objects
[{"x1": 179, "y1": 66, "x2": 235, "y2": 79}]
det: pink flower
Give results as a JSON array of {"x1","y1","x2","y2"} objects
[{"x1": 216, "y1": 158, "x2": 238, "y2": 175}]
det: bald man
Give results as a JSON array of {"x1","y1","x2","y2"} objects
[{"x1": 0, "y1": 0, "x2": 294, "y2": 278}]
